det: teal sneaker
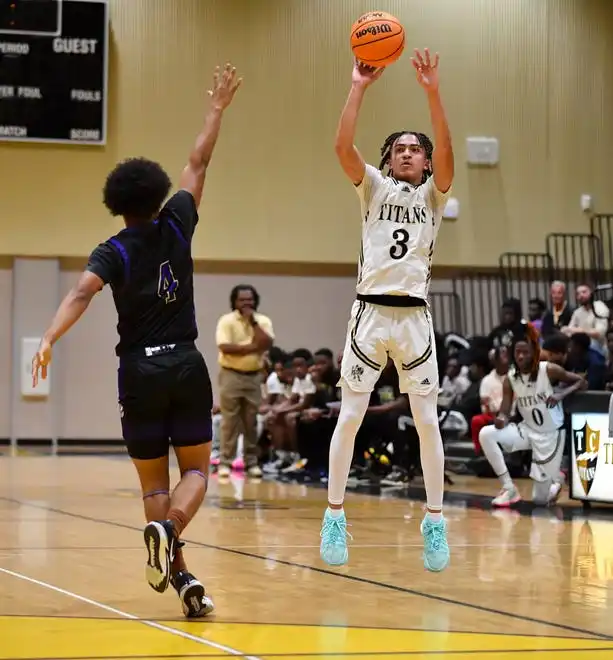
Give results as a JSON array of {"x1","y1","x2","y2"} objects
[
  {"x1": 420, "y1": 514, "x2": 450, "y2": 572},
  {"x1": 320, "y1": 509, "x2": 351, "y2": 566}
]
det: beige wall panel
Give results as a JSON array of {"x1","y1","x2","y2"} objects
[
  {"x1": 0, "y1": 0, "x2": 612, "y2": 267},
  {"x1": 59, "y1": 269, "x2": 357, "y2": 439},
  {"x1": 0, "y1": 268, "x2": 12, "y2": 439}
]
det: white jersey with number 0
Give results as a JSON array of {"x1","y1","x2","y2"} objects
[
  {"x1": 508, "y1": 361, "x2": 564, "y2": 434},
  {"x1": 354, "y1": 164, "x2": 451, "y2": 299}
]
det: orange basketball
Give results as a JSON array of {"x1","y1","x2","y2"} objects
[{"x1": 350, "y1": 11, "x2": 405, "y2": 68}]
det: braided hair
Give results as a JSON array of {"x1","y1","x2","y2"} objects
[
  {"x1": 379, "y1": 131, "x2": 434, "y2": 183},
  {"x1": 512, "y1": 321, "x2": 541, "y2": 382}
]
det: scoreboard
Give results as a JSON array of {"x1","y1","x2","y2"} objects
[{"x1": 0, "y1": 0, "x2": 108, "y2": 145}]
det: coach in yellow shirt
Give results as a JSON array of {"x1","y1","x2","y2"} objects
[{"x1": 216, "y1": 284, "x2": 274, "y2": 477}]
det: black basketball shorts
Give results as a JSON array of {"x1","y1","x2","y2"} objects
[{"x1": 117, "y1": 343, "x2": 213, "y2": 460}]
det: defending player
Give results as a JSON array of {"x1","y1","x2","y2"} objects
[
  {"x1": 320, "y1": 49, "x2": 454, "y2": 572},
  {"x1": 31, "y1": 64, "x2": 243, "y2": 617},
  {"x1": 479, "y1": 322, "x2": 586, "y2": 507}
]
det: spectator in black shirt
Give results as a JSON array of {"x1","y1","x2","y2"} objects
[
  {"x1": 488, "y1": 298, "x2": 524, "y2": 350},
  {"x1": 313, "y1": 347, "x2": 340, "y2": 389},
  {"x1": 31, "y1": 63, "x2": 242, "y2": 618}
]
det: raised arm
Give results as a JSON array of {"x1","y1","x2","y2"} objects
[
  {"x1": 335, "y1": 61, "x2": 384, "y2": 185},
  {"x1": 179, "y1": 63, "x2": 242, "y2": 207},
  {"x1": 411, "y1": 49, "x2": 454, "y2": 194}
]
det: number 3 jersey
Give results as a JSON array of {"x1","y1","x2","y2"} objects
[
  {"x1": 508, "y1": 361, "x2": 565, "y2": 434},
  {"x1": 354, "y1": 164, "x2": 451, "y2": 300},
  {"x1": 86, "y1": 190, "x2": 199, "y2": 356}
]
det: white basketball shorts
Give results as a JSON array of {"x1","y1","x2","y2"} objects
[{"x1": 339, "y1": 300, "x2": 438, "y2": 396}]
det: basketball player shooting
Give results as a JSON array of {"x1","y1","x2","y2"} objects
[
  {"x1": 479, "y1": 322, "x2": 586, "y2": 507},
  {"x1": 320, "y1": 49, "x2": 454, "y2": 572},
  {"x1": 31, "y1": 63, "x2": 242, "y2": 617}
]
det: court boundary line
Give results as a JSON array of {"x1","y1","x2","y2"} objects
[
  {"x1": 1, "y1": 649, "x2": 613, "y2": 660},
  {"x1": 0, "y1": 612, "x2": 604, "y2": 644},
  {"x1": 1, "y1": 496, "x2": 611, "y2": 641},
  {"x1": 0, "y1": 613, "x2": 600, "y2": 642},
  {"x1": 0, "y1": 566, "x2": 260, "y2": 660}
]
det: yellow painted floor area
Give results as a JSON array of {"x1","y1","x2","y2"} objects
[
  {"x1": 2, "y1": 617, "x2": 613, "y2": 659},
  {"x1": 2, "y1": 456, "x2": 613, "y2": 659}
]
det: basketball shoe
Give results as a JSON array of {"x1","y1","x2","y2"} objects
[
  {"x1": 320, "y1": 508, "x2": 351, "y2": 566},
  {"x1": 144, "y1": 520, "x2": 177, "y2": 593},
  {"x1": 171, "y1": 570, "x2": 215, "y2": 618},
  {"x1": 420, "y1": 514, "x2": 450, "y2": 572}
]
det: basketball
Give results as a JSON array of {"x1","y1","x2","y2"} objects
[{"x1": 350, "y1": 11, "x2": 405, "y2": 68}]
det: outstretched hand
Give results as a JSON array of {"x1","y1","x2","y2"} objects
[
  {"x1": 208, "y1": 63, "x2": 242, "y2": 110},
  {"x1": 411, "y1": 48, "x2": 440, "y2": 92},
  {"x1": 352, "y1": 59, "x2": 384, "y2": 87}
]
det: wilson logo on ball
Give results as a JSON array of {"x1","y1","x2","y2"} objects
[{"x1": 355, "y1": 23, "x2": 393, "y2": 40}]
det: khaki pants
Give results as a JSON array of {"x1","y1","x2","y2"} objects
[{"x1": 219, "y1": 367, "x2": 262, "y2": 468}]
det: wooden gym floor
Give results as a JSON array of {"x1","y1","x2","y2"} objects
[{"x1": 1, "y1": 454, "x2": 613, "y2": 659}]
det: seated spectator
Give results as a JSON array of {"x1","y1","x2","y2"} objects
[
  {"x1": 262, "y1": 360, "x2": 295, "y2": 462},
  {"x1": 263, "y1": 350, "x2": 316, "y2": 474},
  {"x1": 528, "y1": 298, "x2": 546, "y2": 334},
  {"x1": 291, "y1": 363, "x2": 341, "y2": 478},
  {"x1": 313, "y1": 347, "x2": 340, "y2": 388},
  {"x1": 264, "y1": 347, "x2": 287, "y2": 394},
  {"x1": 471, "y1": 347, "x2": 509, "y2": 455},
  {"x1": 541, "y1": 333, "x2": 569, "y2": 366},
  {"x1": 439, "y1": 355, "x2": 470, "y2": 406},
  {"x1": 453, "y1": 351, "x2": 491, "y2": 427},
  {"x1": 488, "y1": 298, "x2": 524, "y2": 350},
  {"x1": 541, "y1": 281, "x2": 573, "y2": 338},
  {"x1": 562, "y1": 283, "x2": 609, "y2": 357},
  {"x1": 566, "y1": 332, "x2": 606, "y2": 390}
]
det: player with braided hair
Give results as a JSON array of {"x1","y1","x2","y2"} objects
[
  {"x1": 378, "y1": 131, "x2": 434, "y2": 182},
  {"x1": 319, "y1": 49, "x2": 454, "y2": 573},
  {"x1": 479, "y1": 321, "x2": 586, "y2": 507}
]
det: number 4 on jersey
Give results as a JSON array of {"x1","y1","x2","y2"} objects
[{"x1": 158, "y1": 260, "x2": 178, "y2": 303}]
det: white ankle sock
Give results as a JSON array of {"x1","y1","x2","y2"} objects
[{"x1": 327, "y1": 507, "x2": 344, "y2": 518}]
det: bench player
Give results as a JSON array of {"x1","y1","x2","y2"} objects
[
  {"x1": 31, "y1": 63, "x2": 242, "y2": 617},
  {"x1": 320, "y1": 49, "x2": 454, "y2": 572},
  {"x1": 479, "y1": 322, "x2": 586, "y2": 507}
]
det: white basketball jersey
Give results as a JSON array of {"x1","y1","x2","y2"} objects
[
  {"x1": 354, "y1": 164, "x2": 450, "y2": 299},
  {"x1": 508, "y1": 361, "x2": 564, "y2": 434}
]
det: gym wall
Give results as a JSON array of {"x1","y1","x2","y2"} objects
[
  {"x1": 1, "y1": 0, "x2": 612, "y2": 267},
  {"x1": 1, "y1": 0, "x2": 612, "y2": 443}
]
